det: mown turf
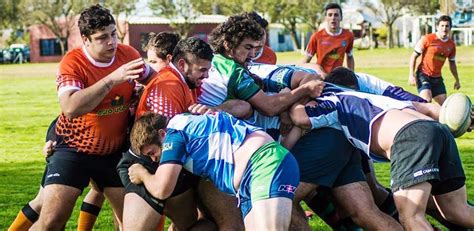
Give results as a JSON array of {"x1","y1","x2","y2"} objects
[{"x1": 0, "y1": 47, "x2": 473, "y2": 229}]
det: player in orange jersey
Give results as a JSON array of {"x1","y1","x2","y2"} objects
[
  {"x1": 409, "y1": 15, "x2": 460, "y2": 105},
  {"x1": 245, "y1": 11, "x2": 277, "y2": 65},
  {"x1": 29, "y1": 5, "x2": 152, "y2": 230},
  {"x1": 301, "y1": 3, "x2": 354, "y2": 78}
]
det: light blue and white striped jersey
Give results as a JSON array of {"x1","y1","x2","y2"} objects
[
  {"x1": 356, "y1": 73, "x2": 427, "y2": 102},
  {"x1": 160, "y1": 112, "x2": 262, "y2": 195},
  {"x1": 306, "y1": 91, "x2": 414, "y2": 162}
]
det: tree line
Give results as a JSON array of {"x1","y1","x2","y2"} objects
[{"x1": 0, "y1": 0, "x2": 440, "y2": 54}]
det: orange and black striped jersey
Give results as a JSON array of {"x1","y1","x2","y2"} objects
[
  {"x1": 55, "y1": 44, "x2": 144, "y2": 155},
  {"x1": 135, "y1": 63, "x2": 198, "y2": 119},
  {"x1": 254, "y1": 45, "x2": 277, "y2": 65},
  {"x1": 415, "y1": 33, "x2": 456, "y2": 77},
  {"x1": 305, "y1": 28, "x2": 354, "y2": 73}
]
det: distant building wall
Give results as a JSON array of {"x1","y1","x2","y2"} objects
[{"x1": 29, "y1": 23, "x2": 81, "y2": 63}]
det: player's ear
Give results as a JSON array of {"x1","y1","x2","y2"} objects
[
  {"x1": 224, "y1": 41, "x2": 231, "y2": 52},
  {"x1": 158, "y1": 129, "x2": 166, "y2": 141},
  {"x1": 82, "y1": 35, "x2": 90, "y2": 46}
]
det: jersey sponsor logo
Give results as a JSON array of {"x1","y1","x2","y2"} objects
[
  {"x1": 328, "y1": 49, "x2": 340, "y2": 60},
  {"x1": 435, "y1": 53, "x2": 446, "y2": 61},
  {"x1": 97, "y1": 104, "x2": 129, "y2": 116},
  {"x1": 413, "y1": 167, "x2": 439, "y2": 178},
  {"x1": 97, "y1": 95, "x2": 128, "y2": 116},
  {"x1": 111, "y1": 95, "x2": 124, "y2": 106},
  {"x1": 162, "y1": 142, "x2": 173, "y2": 152},
  {"x1": 278, "y1": 184, "x2": 297, "y2": 194},
  {"x1": 321, "y1": 41, "x2": 332, "y2": 45}
]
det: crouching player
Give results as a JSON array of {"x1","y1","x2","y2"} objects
[
  {"x1": 289, "y1": 90, "x2": 474, "y2": 230},
  {"x1": 128, "y1": 112, "x2": 299, "y2": 230}
]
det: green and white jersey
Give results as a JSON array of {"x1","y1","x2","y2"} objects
[{"x1": 198, "y1": 54, "x2": 261, "y2": 106}]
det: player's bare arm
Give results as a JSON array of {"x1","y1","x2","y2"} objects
[
  {"x1": 449, "y1": 60, "x2": 460, "y2": 90},
  {"x1": 247, "y1": 80, "x2": 325, "y2": 117},
  {"x1": 408, "y1": 52, "x2": 420, "y2": 86},
  {"x1": 128, "y1": 162, "x2": 182, "y2": 200},
  {"x1": 59, "y1": 58, "x2": 144, "y2": 118}
]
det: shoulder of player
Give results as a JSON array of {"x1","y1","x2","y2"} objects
[
  {"x1": 152, "y1": 68, "x2": 183, "y2": 83},
  {"x1": 115, "y1": 44, "x2": 140, "y2": 58},
  {"x1": 59, "y1": 47, "x2": 87, "y2": 69}
]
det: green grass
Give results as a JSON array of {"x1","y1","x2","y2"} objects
[{"x1": 0, "y1": 46, "x2": 473, "y2": 229}]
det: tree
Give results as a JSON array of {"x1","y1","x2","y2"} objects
[
  {"x1": 102, "y1": 0, "x2": 137, "y2": 43},
  {"x1": 23, "y1": 0, "x2": 89, "y2": 55},
  {"x1": 366, "y1": 0, "x2": 411, "y2": 48},
  {"x1": 410, "y1": 0, "x2": 439, "y2": 15},
  {"x1": 0, "y1": 0, "x2": 22, "y2": 29},
  {"x1": 149, "y1": 0, "x2": 200, "y2": 38},
  {"x1": 265, "y1": 0, "x2": 327, "y2": 51}
]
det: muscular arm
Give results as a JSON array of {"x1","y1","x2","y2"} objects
[
  {"x1": 449, "y1": 60, "x2": 460, "y2": 90},
  {"x1": 289, "y1": 103, "x2": 312, "y2": 130},
  {"x1": 60, "y1": 58, "x2": 144, "y2": 119},
  {"x1": 129, "y1": 163, "x2": 182, "y2": 200},
  {"x1": 408, "y1": 52, "x2": 420, "y2": 86},
  {"x1": 215, "y1": 100, "x2": 253, "y2": 119},
  {"x1": 247, "y1": 80, "x2": 324, "y2": 117}
]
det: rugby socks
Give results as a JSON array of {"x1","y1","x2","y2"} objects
[
  {"x1": 77, "y1": 202, "x2": 101, "y2": 231},
  {"x1": 156, "y1": 216, "x2": 165, "y2": 231},
  {"x1": 8, "y1": 203, "x2": 39, "y2": 231}
]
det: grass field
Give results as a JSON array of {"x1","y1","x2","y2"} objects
[{"x1": 0, "y1": 47, "x2": 473, "y2": 230}]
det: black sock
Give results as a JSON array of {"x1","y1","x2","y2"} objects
[
  {"x1": 22, "y1": 203, "x2": 39, "y2": 222},
  {"x1": 80, "y1": 201, "x2": 101, "y2": 216}
]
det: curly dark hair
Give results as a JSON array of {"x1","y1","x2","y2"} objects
[
  {"x1": 243, "y1": 11, "x2": 268, "y2": 29},
  {"x1": 78, "y1": 4, "x2": 115, "y2": 38},
  {"x1": 209, "y1": 14, "x2": 264, "y2": 54},
  {"x1": 130, "y1": 112, "x2": 167, "y2": 155},
  {"x1": 171, "y1": 37, "x2": 213, "y2": 64},
  {"x1": 144, "y1": 32, "x2": 181, "y2": 60}
]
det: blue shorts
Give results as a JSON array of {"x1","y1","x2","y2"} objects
[
  {"x1": 238, "y1": 142, "x2": 299, "y2": 218},
  {"x1": 416, "y1": 71, "x2": 446, "y2": 97}
]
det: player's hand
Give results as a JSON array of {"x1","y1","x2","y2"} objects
[
  {"x1": 408, "y1": 75, "x2": 416, "y2": 86},
  {"x1": 42, "y1": 140, "x2": 56, "y2": 157},
  {"x1": 304, "y1": 79, "x2": 325, "y2": 98},
  {"x1": 454, "y1": 80, "x2": 461, "y2": 90},
  {"x1": 188, "y1": 103, "x2": 218, "y2": 115},
  {"x1": 468, "y1": 107, "x2": 474, "y2": 133},
  {"x1": 279, "y1": 111, "x2": 294, "y2": 136},
  {"x1": 107, "y1": 58, "x2": 145, "y2": 85},
  {"x1": 128, "y1": 163, "x2": 147, "y2": 184}
]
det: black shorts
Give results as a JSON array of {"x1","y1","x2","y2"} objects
[
  {"x1": 416, "y1": 71, "x2": 446, "y2": 97},
  {"x1": 290, "y1": 128, "x2": 366, "y2": 188},
  {"x1": 116, "y1": 150, "x2": 200, "y2": 214},
  {"x1": 360, "y1": 154, "x2": 372, "y2": 174},
  {"x1": 390, "y1": 120, "x2": 465, "y2": 194},
  {"x1": 42, "y1": 150, "x2": 123, "y2": 192}
]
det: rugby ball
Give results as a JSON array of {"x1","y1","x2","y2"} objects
[{"x1": 439, "y1": 93, "x2": 472, "y2": 138}]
